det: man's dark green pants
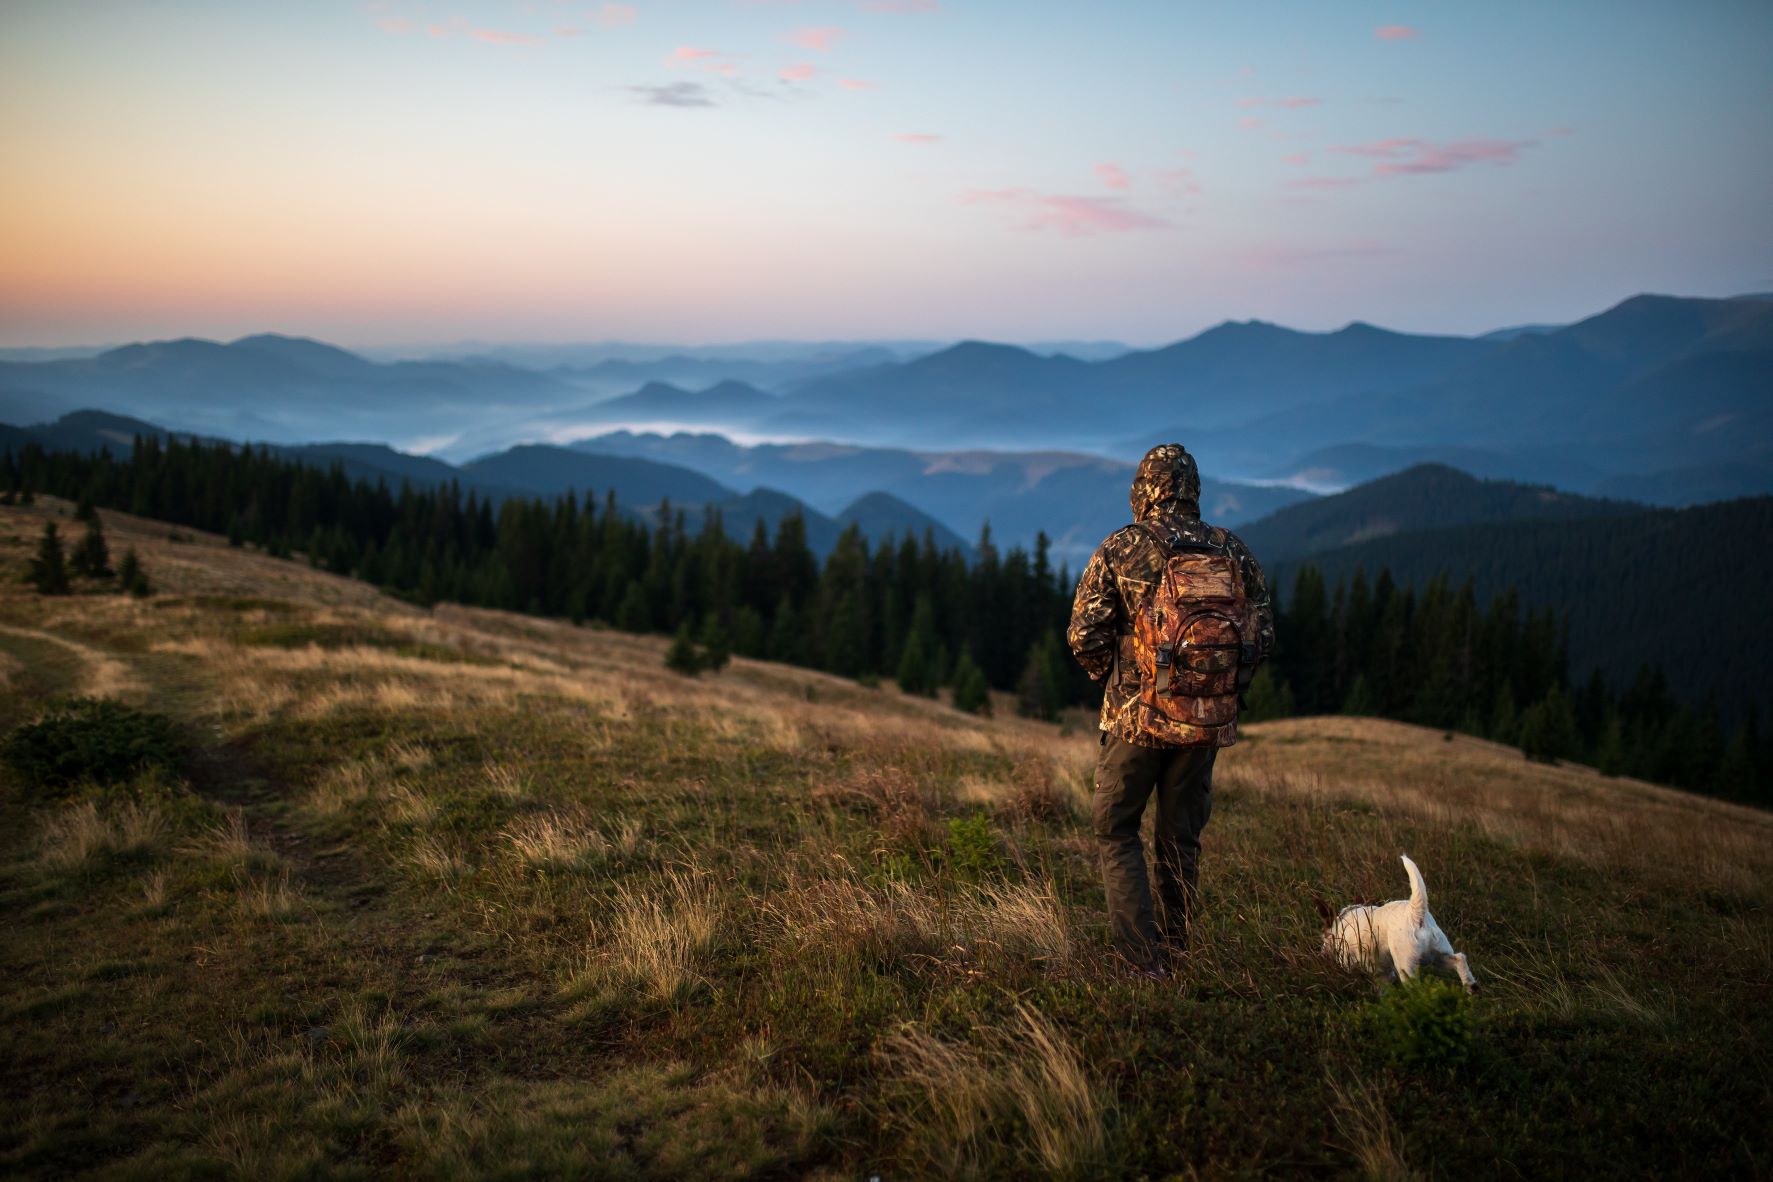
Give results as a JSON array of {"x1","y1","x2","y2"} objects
[{"x1": 1092, "y1": 732, "x2": 1216, "y2": 968}]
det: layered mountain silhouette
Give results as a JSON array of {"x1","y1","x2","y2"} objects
[
  {"x1": 2, "y1": 292, "x2": 1766, "y2": 513},
  {"x1": 1236, "y1": 464, "x2": 1640, "y2": 563},
  {"x1": 568, "y1": 431, "x2": 1313, "y2": 562}
]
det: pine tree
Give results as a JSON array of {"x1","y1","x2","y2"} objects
[
  {"x1": 1016, "y1": 632, "x2": 1066, "y2": 721},
  {"x1": 665, "y1": 624, "x2": 703, "y2": 676},
  {"x1": 697, "y1": 614, "x2": 731, "y2": 673},
  {"x1": 1243, "y1": 666, "x2": 1294, "y2": 721},
  {"x1": 27, "y1": 521, "x2": 71, "y2": 595},
  {"x1": 950, "y1": 648, "x2": 991, "y2": 715},
  {"x1": 896, "y1": 628, "x2": 933, "y2": 697},
  {"x1": 1594, "y1": 714, "x2": 1626, "y2": 777},
  {"x1": 116, "y1": 547, "x2": 152, "y2": 597},
  {"x1": 69, "y1": 516, "x2": 112, "y2": 578},
  {"x1": 616, "y1": 582, "x2": 652, "y2": 633}
]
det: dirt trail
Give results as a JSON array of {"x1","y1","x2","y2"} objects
[{"x1": 0, "y1": 621, "x2": 144, "y2": 700}]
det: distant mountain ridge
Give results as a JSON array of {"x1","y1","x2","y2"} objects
[
  {"x1": 0, "y1": 410, "x2": 970, "y2": 558},
  {"x1": 568, "y1": 430, "x2": 1315, "y2": 563},
  {"x1": 2, "y1": 292, "x2": 1766, "y2": 511},
  {"x1": 1237, "y1": 464, "x2": 1641, "y2": 563}
]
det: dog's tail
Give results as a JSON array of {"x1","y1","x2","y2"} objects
[
  {"x1": 1312, "y1": 893, "x2": 1335, "y2": 929},
  {"x1": 1401, "y1": 853, "x2": 1428, "y2": 928}
]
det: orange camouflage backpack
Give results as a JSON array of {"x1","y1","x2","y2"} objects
[{"x1": 1130, "y1": 523, "x2": 1254, "y2": 746}]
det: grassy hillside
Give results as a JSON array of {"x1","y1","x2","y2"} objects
[{"x1": 1, "y1": 499, "x2": 1769, "y2": 1179}]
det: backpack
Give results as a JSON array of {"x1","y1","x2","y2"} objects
[{"x1": 1130, "y1": 524, "x2": 1253, "y2": 745}]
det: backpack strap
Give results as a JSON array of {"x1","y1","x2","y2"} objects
[{"x1": 1137, "y1": 519, "x2": 1224, "y2": 554}]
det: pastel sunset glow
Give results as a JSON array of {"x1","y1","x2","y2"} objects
[{"x1": 1, "y1": 0, "x2": 1769, "y2": 346}]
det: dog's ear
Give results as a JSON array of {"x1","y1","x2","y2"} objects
[{"x1": 1312, "y1": 893, "x2": 1334, "y2": 928}]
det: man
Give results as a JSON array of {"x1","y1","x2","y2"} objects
[{"x1": 1066, "y1": 443, "x2": 1274, "y2": 976}]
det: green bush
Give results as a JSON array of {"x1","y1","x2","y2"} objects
[
  {"x1": 943, "y1": 811, "x2": 1004, "y2": 882},
  {"x1": 1366, "y1": 975, "x2": 1474, "y2": 1071},
  {"x1": 1, "y1": 698, "x2": 184, "y2": 794}
]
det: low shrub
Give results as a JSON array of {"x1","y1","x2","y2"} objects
[
  {"x1": 1365, "y1": 975, "x2": 1474, "y2": 1071},
  {"x1": 1, "y1": 697, "x2": 184, "y2": 794}
]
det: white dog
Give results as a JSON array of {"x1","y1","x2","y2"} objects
[{"x1": 1321, "y1": 854, "x2": 1478, "y2": 993}]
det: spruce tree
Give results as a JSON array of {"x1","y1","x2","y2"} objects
[
  {"x1": 697, "y1": 614, "x2": 731, "y2": 673},
  {"x1": 616, "y1": 582, "x2": 652, "y2": 633},
  {"x1": 27, "y1": 521, "x2": 71, "y2": 595},
  {"x1": 664, "y1": 624, "x2": 703, "y2": 676},
  {"x1": 950, "y1": 648, "x2": 991, "y2": 715},
  {"x1": 69, "y1": 516, "x2": 112, "y2": 578},
  {"x1": 116, "y1": 547, "x2": 152, "y2": 597}
]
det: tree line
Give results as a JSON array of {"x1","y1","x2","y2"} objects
[{"x1": 3, "y1": 436, "x2": 1765, "y2": 806}]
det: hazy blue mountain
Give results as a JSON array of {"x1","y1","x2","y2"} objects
[
  {"x1": 567, "y1": 379, "x2": 780, "y2": 426},
  {"x1": 1476, "y1": 323, "x2": 1564, "y2": 342},
  {"x1": 1237, "y1": 464, "x2": 1640, "y2": 563},
  {"x1": 835, "y1": 491, "x2": 971, "y2": 553},
  {"x1": 459, "y1": 444, "x2": 735, "y2": 507},
  {"x1": 0, "y1": 334, "x2": 584, "y2": 446},
  {"x1": 1263, "y1": 443, "x2": 1617, "y2": 493},
  {"x1": 569, "y1": 430, "x2": 1314, "y2": 562},
  {"x1": 1274, "y1": 496, "x2": 1773, "y2": 716}
]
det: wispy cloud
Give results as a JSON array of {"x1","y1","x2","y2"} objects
[
  {"x1": 1237, "y1": 116, "x2": 1265, "y2": 130},
  {"x1": 862, "y1": 0, "x2": 940, "y2": 10},
  {"x1": 471, "y1": 27, "x2": 544, "y2": 46},
  {"x1": 597, "y1": 3, "x2": 637, "y2": 27},
  {"x1": 1280, "y1": 152, "x2": 1310, "y2": 165},
  {"x1": 837, "y1": 77, "x2": 876, "y2": 90},
  {"x1": 1238, "y1": 96, "x2": 1321, "y2": 109},
  {"x1": 672, "y1": 46, "x2": 738, "y2": 75},
  {"x1": 629, "y1": 81, "x2": 717, "y2": 108},
  {"x1": 780, "y1": 62, "x2": 818, "y2": 80},
  {"x1": 1331, "y1": 137, "x2": 1537, "y2": 175},
  {"x1": 1374, "y1": 25, "x2": 1418, "y2": 40},
  {"x1": 961, "y1": 189, "x2": 1169, "y2": 236},
  {"x1": 788, "y1": 26, "x2": 845, "y2": 51},
  {"x1": 894, "y1": 132, "x2": 943, "y2": 143},
  {"x1": 1095, "y1": 162, "x2": 1131, "y2": 191},
  {"x1": 1154, "y1": 168, "x2": 1202, "y2": 197}
]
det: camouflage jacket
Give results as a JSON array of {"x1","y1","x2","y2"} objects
[{"x1": 1066, "y1": 444, "x2": 1275, "y2": 748}]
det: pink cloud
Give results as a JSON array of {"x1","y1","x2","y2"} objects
[
  {"x1": 838, "y1": 77, "x2": 875, "y2": 90},
  {"x1": 1331, "y1": 137, "x2": 1537, "y2": 175},
  {"x1": 780, "y1": 63, "x2": 817, "y2": 80},
  {"x1": 374, "y1": 16, "x2": 413, "y2": 34},
  {"x1": 1280, "y1": 152, "x2": 1310, "y2": 165},
  {"x1": 863, "y1": 0, "x2": 940, "y2": 10},
  {"x1": 555, "y1": 26, "x2": 584, "y2": 38},
  {"x1": 1238, "y1": 96, "x2": 1321, "y2": 109},
  {"x1": 1154, "y1": 168, "x2": 1202, "y2": 197},
  {"x1": 1237, "y1": 116, "x2": 1265, "y2": 130},
  {"x1": 1095, "y1": 162, "x2": 1131, "y2": 191},
  {"x1": 1286, "y1": 176, "x2": 1361, "y2": 190},
  {"x1": 672, "y1": 46, "x2": 738, "y2": 74},
  {"x1": 788, "y1": 26, "x2": 845, "y2": 51},
  {"x1": 894, "y1": 133, "x2": 943, "y2": 143},
  {"x1": 471, "y1": 28, "x2": 544, "y2": 46},
  {"x1": 1375, "y1": 25, "x2": 1418, "y2": 40},
  {"x1": 598, "y1": 3, "x2": 637, "y2": 27},
  {"x1": 961, "y1": 189, "x2": 1169, "y2": 236}
]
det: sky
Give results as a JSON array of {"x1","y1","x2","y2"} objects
[{"x1": 2, "y1": 0, "x2": 1771, "y2": 347}]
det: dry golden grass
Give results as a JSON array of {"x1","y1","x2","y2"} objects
[
  {"x1": 37, "y1": 798, "x2": 169, "y2": 870},
  {"x1": 585, "y1": 870, "x2": 723, "y2": 1000},
  {"x1": 886, "y1": 1004, "x2": 1109, "y2": 1178},
  {"x1": 1225, "y1": 716, "x2": 1773, "y2": 900}
]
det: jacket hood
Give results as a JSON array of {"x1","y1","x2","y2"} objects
[{"x1": 1129, "y1": 443, "x2": 1201, "y2": 521}]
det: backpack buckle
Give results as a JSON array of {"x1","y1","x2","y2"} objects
[{"x1": 1155, "y1": 646, "x2": 1172, "y2": 668}]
